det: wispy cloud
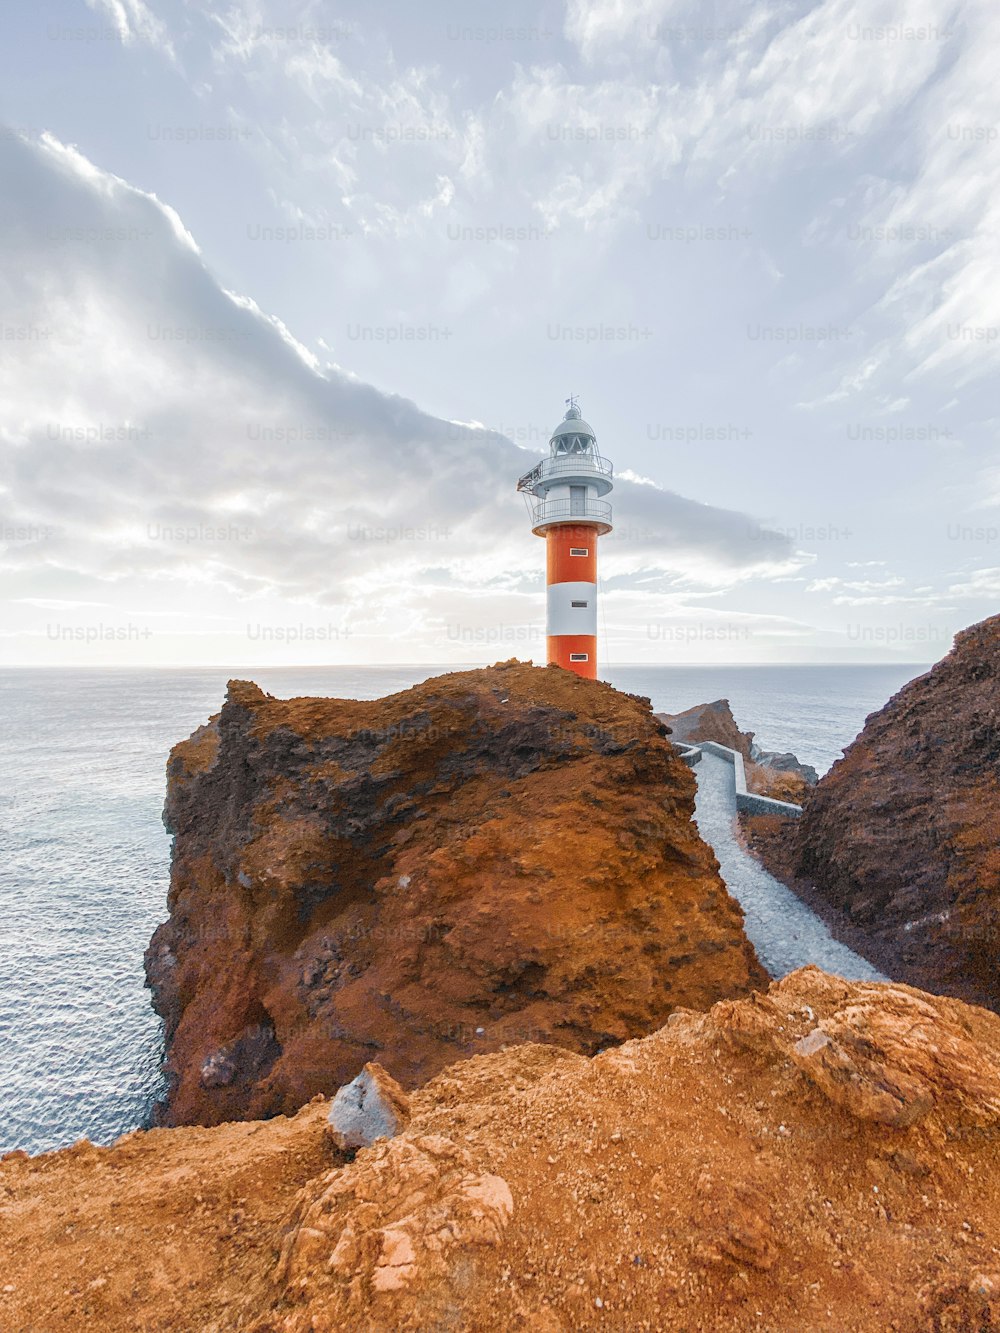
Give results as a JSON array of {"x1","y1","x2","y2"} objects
[{"x1": 86, "y1": 0, "x2": 174, "y2": 56}]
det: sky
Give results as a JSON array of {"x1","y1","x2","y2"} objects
[{"x1": 0, "y1": 0, "x2": 997, "y2": 667}]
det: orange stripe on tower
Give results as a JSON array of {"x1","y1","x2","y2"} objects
[
  {"x1": 546, "y1": 524, "x2": 598, "y2": 583},
  {"x1": 548, "y1": 634, "x2": 598, "y2": 677}
]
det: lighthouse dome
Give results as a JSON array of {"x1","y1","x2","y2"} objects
[
  {"x1": 551, "y1": 415, "x2": 596, "y2": 438},
  {"x1": 550, "y1": 404, "x2": 597, "y2": 452}
]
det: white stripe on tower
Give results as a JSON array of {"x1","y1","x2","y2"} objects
[{"x1": 546, "y1": 582, "x2": 598, "y2": 638}]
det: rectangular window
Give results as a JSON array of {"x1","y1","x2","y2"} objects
[
  {"x1": 569, "y1": 547, "x2": 589, "y2": 557},
  {"x1": 569, "y1": 653, "x2": 589, "y2": 662},
  {"x1": 571, "y1": 600, "x2": 588, "y2": 608}
]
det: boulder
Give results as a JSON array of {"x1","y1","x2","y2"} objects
[{"x1": 327, "y1": 1063, "x2": 411, "y2": 1151}]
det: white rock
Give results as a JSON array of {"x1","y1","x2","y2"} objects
[{"x1": 327, "y1": 1062, "x2": 411, "y2": 1152}]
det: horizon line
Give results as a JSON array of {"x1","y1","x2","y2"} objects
[{"x1": 0, "y1": 659, "x2": 937, "y2": 671}]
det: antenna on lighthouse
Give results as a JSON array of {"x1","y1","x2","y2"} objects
[{"x1": 565, "y1": 394, "x2": 580, "y2": 415}]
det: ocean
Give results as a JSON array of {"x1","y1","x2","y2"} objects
[{"x1": 0, "y1": 661, "x2": 927, "y2": 1154}]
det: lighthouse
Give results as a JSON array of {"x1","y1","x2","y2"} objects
[{"x1": 517, "y1": 398, "x2": 614, "y2": 680}]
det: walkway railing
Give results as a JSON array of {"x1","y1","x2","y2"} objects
[{"x1": 681, "y1": 740, "x2": 803, "y2": 817}]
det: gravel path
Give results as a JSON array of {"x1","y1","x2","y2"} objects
[{"x1": 693, "y1": 748, "x2": 888, "y2": 982}]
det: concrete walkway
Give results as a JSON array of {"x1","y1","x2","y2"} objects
[{"x1": 693, "y1": 747, "x2": 888, "y2": 982}]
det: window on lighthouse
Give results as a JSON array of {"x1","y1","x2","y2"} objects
[
  {"x1": 571, "y1": 600, "x2": 588, "y2": 608},
  {"x1": 569, "y1": 653, "x2": 589, "y2": 662},
  {"x1": 570, "y1": 485, "x2": 586, "y2": 515},
  {"x1": 570, "y1": 547, "x2": 589, "y2": 557}
]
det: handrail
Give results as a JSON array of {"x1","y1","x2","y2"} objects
[
  {"x1": 531, "y1": 497, "x2": 612, "y2": 525},
  {"x1": 539, "y1": 454, "x2": 613, "y2": 477},
  {"x1": 517, "y1": 453, "x2": 614, "y2": 493}
]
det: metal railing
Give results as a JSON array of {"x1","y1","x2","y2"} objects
[
  {"x1": 531, "y1": 497, "x2": 613, "y2": 527},
  {"x1": 539, "y1": 453, "x2": 613, "y2": 480},
  {"x1": 517, "y1": 453, "x2": 613, "y2": 492}
]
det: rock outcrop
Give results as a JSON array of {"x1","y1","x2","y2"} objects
[
  {"x1": 751, "y1": 746, "x2": 819, "y2": 786},
  {"x1": 747, "y1": 615, "x2": 1000, "y2": 1012},
  {"x1": 6, "y1": 969, "x2": 1000, "y2": 1332},
  {"x1": 657, "y1": 698, "x2": 817, "y2": 804},
  {"x1": 326, "y1": 1063, "x2": 410, "y2": 1152},
  {"x1": 146, "y1": 662, "x2": 766, "y2": 1127},
  {"x1": 657, "y1": 697, "x2": 755, "y2": 760}
]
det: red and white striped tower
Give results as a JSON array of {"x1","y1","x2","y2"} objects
[{"x1": 517, "y1": 398, "x2": 614, "y2": 679}]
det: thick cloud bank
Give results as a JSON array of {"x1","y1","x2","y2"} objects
[{"x1": 0, "y1": 130, "x2": 795, "y2": 662}]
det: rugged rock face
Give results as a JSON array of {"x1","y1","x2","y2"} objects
[
  {"x1": 6, "y1": 969, "x2": 1000, "y2": 1332},
  {"x1": 657, "y1": 698, "x2": 755, "y2": 760},
  {"x1": 657, "y1": 698, "x2": 817, "y2": 804},
  {"x1": 146, "y1": 661, "x2": 766, "y2": 1127},
  {"x1": 752, "y1": 747, "x2": 819, "y2": 787},
  {"x1": 751, "y1": 615, "x2": 1000, "y2": 1012}
]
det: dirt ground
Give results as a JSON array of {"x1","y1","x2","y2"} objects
[{"x1": 4, "y1": 967, "x2": 1000, "y2": 1332}]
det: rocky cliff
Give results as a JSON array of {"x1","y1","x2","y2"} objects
[
  {"x1": 145, "y1": 662, "x2": 766, "y2": 1127},
  {"x1": 749, "y1": 615, "x2": 1000, "y2": 1011},
  {"x1": 657, "y1": 697, "x2": 756, "y2": 760},
  {"x1": 657, "y1": 698, "x2": 818, "y2": 805},
  {"x1": 6, "y1": 969, "x2": 1000, "y2": 1332}
]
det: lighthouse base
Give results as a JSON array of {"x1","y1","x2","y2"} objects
[{"x1": 548, "y1": 634, "x2": 597, "y2": 679}]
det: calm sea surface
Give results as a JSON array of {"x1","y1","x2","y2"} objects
[{"x1": 0, "y1": 662, "x2": 927, "y2": 1153}]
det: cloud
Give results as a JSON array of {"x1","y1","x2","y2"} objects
[
  {"x1": 0, "y1": 129, "x2": 792, "y2": 660},
  {"x1": 806, "y1": 573, "x2": 935, "y2": 606},
  {"x1": 89, "y1": 0, "x2": 999, "y2": 400},
  {"x1": 86, "y1": 0, "x2": 174, "y2": 55},
  {"x1": 157, "y1": 0, "x2": 998, "y2": 411},
  {"x1": 564, "y1": 0, "x2": 680, "y2": 61},
  {"x1": 947, "y1": 568, "x2": 1000, "y2": 599}
]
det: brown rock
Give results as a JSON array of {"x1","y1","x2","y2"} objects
[
  {"x1": 919, "y1": 1271, "x2": 1000, "y2": 1330},
  {"x1": 276, "y1": 1133, "x2": 513, "y2": 1322},
  {"x1": 696, "y1": 1170, "x2": 779, "y2": 1270},
  {"x1": 744, "y1": 759, "x2": 813, "y2": 806},
  {"x1": 656, "y1": 698, "x2": 755, "y2": 760},
  {"x1": 757, "y1": 614, "x2": 1000, "y2": 1011},
  {"x1": 146, "y1": 662, "x2": 767, "y2": 1127},
  {"x1": 789, "y1": 986, "x2": 1000, "y2": 1128}
]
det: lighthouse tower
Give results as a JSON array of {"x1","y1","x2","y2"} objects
[{"x1": 517, "y1": 399, "x2": 614, "y2": 680}]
